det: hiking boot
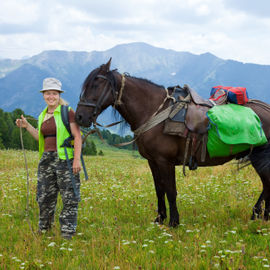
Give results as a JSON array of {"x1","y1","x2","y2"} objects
[
  {"x1": 61, "y1": 233, "x2": 74, "y2": 240},
  {"x1": 37, "y1": 229, "x2": 48, "y2": 235}
]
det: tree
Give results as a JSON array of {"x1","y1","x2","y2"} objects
[
  {"x1": 0, "y1": 109, "x2": 11, "y2": 148},
  {"x1": 98, "y1": 150, "x2": 104, "y2": 156},
  {"x1": 10, "y1": 128, "x2": 21, "y2": 149},
  {"x1": 0, "y1": 132, "x2": 4, "y2": 149},
  {"x1": 83, "y1": 140, "x2": 97, "y2": 156},
  {"x1": 0, "y1": 108, "x2": 38, "y2": 150}
]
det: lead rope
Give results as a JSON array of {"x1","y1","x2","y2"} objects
[{"x1": 19, "y1": 124, "x2": 37, "y2": 238}]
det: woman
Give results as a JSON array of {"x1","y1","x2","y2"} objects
[{"x1": 16, "y1": 77, "x2": 82, "y2": 240}]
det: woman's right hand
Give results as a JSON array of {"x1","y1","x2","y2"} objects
[{"x1": 15, "y1": 115, "x2": 29, "y2": 129}]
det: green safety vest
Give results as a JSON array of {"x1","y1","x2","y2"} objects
[{"x1": 38, "y1": 104, "x2": 73, "y2": 160}]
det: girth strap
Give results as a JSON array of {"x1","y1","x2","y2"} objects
[
  {"x1": 133, "y1": 105, "x2": 172, "y2": 136},
  {"x1": 133, "y1": 93, "x2": 190, "y2": 137}
]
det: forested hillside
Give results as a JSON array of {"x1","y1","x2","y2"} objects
[
  {"x1": 0, "y1": 108, "x2": 38, "y2": 150},
  {"x1": 0, "y1": 108, "x2": 135, "y2": 155}
]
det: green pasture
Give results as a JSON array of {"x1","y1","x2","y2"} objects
[{"x1": 1, "y1": 149, "x2": 270, "y2": 269}]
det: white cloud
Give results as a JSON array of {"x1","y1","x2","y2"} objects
[
  {"x1": 0, "y1": 0, "x2": 39, "y2": 25},
  {"x1": 0, "y1": 0, "x2": 270, "y2": 64}
]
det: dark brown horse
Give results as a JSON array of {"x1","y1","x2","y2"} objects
[{"x1": 75, "y1": 59, "x2": 270, "y2": 227}]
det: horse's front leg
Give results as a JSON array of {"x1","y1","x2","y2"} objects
[
  {"x1": 148, "y1": 160, "x2": 167, "y2": 224},
  {"x1": 148, "y1": 160, "x2": 179, "y2": 227},
  {"x1": 163, "y1": 162, "x2": 179, "y2": 227}
]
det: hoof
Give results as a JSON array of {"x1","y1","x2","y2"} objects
[
  {"x1": 154, "y1": 214, "x2": 166, "y2": 225},
  {"x1": 251, "y1": 207, "x2": 262, "y2": 220},
  {"x1": 169, "y1": 220, "x2": 179, "y2": 228}
]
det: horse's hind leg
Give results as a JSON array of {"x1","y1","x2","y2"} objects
[
  {"x1": 250, "y1": 144, "x2": 270, "y2": 220},
  {"x1": 263, "y1": 183, "x2": 270, "y2": 220},
  {"x1": 264, "y1": 192, "x2": 270, "y2": 220},
  {"x1": 251, "y1": 191, "x2": 264, "y2": 220}
]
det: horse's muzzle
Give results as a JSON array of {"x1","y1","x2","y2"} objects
[{"x1": 75, "y1": 112, "x2": 93, "y2": 128}]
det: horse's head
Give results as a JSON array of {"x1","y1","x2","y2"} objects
[{"x1": 75, "y1": 58, "x2": 118, "y2": 127}]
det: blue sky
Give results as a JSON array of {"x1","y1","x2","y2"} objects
[{"x1": 1, "y1": 0, "x2": 270, "y2": 64}]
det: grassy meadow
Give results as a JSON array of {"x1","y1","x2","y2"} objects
[{"x1": 1, "y1": 148, "x2": 270, "y2": 269}]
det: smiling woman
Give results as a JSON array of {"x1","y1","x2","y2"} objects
[
  {"x1": 15, "y1": 77, "x2": 82, "y2": 240},
  {"x1": 43, "y1": 91, "x2": 60, "y2": 107}
]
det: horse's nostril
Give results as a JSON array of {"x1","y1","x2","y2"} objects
[{"x1": 75, "y1": 114, "x2": 82, "y2": 124}]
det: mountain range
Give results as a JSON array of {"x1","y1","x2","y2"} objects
[{"x1": 1, "y1": 42, "x2": 270, "y2": 129}]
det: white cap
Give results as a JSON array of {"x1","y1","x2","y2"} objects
[{"x1": 40, "y1": 77, "x2": 64, "y2": 93}]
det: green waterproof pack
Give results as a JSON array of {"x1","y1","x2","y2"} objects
[{"x1": 207, "y1": 104, "x2": 267, "y2": 158}]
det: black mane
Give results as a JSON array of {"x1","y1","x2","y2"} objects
[
  {"x1": 82, "y1": 67, "x2": 100, "y2": 90},
  {"x1": 124, "y1": 73, "x2": 165, "y2": 89}
]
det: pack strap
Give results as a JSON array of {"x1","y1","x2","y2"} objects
[
  {"x1": 64, "y1": 147, "x2": 80, "y2": 199},
  {"x1": 62, "y1": 137, "x2": 89, "y2": 181},
  {"x1": 80, "y1": 152, "x2": 88, "y2": 180}
]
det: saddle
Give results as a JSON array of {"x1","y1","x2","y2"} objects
[{"x1": 164, "y1": 84, "x2": 213, "y2": 172}]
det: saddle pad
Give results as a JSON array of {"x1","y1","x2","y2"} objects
[{"x1": 207, "y1": 104, "x2": 267, "y2": 157}]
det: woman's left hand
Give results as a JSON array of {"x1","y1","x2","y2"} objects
[{"x1": 73, "y1": 159, "x2": 81, "y2": 174}]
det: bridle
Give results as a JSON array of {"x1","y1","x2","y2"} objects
[
  {"x1": 78, "y1": 72, "x2": 122, "y2": 117},
  {"x1": 77, "y1": 71, "x2": 126, "y2": 144}
]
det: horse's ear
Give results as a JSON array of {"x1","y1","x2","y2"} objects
[{"x1": 105, "y1": 57, "x2": 112, "y2": 72}]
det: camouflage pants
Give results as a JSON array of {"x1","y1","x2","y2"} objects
[{"x1": 37, "y1": 152, "x2": 80, "y2": 235}]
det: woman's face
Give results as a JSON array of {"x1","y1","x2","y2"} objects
[{"x1": 43, "y1": 90, "x2": 60, "y2": 107}]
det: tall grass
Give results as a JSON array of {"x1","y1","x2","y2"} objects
[{"x1": 0, "y1": 149, "x2": 270, "y2": 269}]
